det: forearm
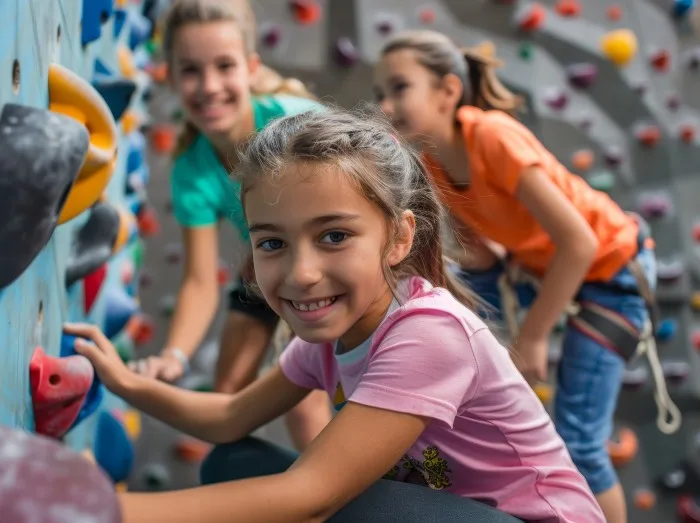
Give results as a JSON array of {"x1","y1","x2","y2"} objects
[
  {"x1": 164, "y1": 279, "x2": 220, "y2": 358},
  {"x1": 519, "y1": 243, "x2": 596, "y2": 341},
  {"x1": 119, "y1": 374, "x2": 238, "y2": 444},
  {"x1": 119, "y1": 472, "x2": 325, "y2": 523}
]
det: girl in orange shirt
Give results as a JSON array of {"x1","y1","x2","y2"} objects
[{"x1": 374, "y1": 30, "x2": 678, "y2": 523}]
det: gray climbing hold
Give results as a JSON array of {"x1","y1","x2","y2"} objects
[
  {"x1": 0, "y1": 104, "x2": 89, "y2": 289},
  {"x1": 603, "y1": 145, "x2": 624, "y2": 167},
  {"x1": 662, "y1": 361, "x2": 690, "y2": 384},
  {"x1": 657, "y1": 259, "x2": 685, "y2": 282},
  {"x1": 141, "y1": 463, "x2": 171, "y2": 490},
  {"x1": 621, "y1": 366, "x2": 648, "y2": 389},
  {"x1": 566, "y1": 63, "x2": 598, "y2": 88}
]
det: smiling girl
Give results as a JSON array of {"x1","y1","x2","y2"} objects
[{"x1": 65, "y1": 107, "x2": 604, "y2": 522}]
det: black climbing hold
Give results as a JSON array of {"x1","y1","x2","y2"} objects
[
  {"x1": 0, "y1": 104, "x2": 88, "y2": 289},
  {"x1": 65, "y1": 201, "x2": 122, "y2": 287},
  {"x1": 93, "y1": 78, "x2": 137, "y2": 121}
]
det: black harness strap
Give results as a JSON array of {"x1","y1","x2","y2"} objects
[{"x1": 568, "y1": 301, "x2": 641, "y2": 361}]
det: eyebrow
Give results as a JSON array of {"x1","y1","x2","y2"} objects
[{"x1": 248, "y1": 213, "x2": 361, "y2": 234}]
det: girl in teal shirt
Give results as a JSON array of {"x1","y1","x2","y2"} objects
[{"x1": 130, "y1": 0, "x2": 331, "y2": 450}]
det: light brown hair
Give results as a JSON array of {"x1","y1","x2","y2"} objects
[
  {"x1": 380, "y1": 30, "x2": 523, "y2": 115},
  {"x1": 235, "y1": 104, "x2": 481, "y2": 310},
  {"x1": 160, "y1": 0, "x2": 317, "y2": 156}
]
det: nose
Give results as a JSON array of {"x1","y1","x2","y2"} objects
[
  {"x1": 285, "y1": 244, "x2": 323, "y2": 289},
  {"x1": 201, "y1": 67, "x2": 222, "y2": 95},
  {"x1": 379, "y1": 97, "x2": 394, "y2": 117}
]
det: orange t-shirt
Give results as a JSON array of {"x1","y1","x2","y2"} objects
[{"x1": 424, "y1": 106, "x2": 639, "y2": 282}]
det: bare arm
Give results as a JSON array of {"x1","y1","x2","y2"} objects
[
  {"x1": 163, "y1": 226, "x2": 221, "y2": 358},
  {"x1": 515, "y1": 166, "x2": 599, "y2": 341},
  {"x1": 447, "y1": 215, "x2": 503, "y2": 270},
  {"x1": 118, "y1": 403, "x2": 428, "y2": 523}
]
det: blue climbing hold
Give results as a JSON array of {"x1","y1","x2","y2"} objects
[
  {"x1": 94, "y1": 411, "x2": 135, "y2": 483},
  {"x1": 128, "y1": 10, "x2": 154, "y2": 51},
  {"x1": 94, "y1": 58, "x2": 113, "y2": 79},
  {"x1": 126, "y1": 132, "x2": 147, "y2": 174},
  {"x1": 656, "y1": 318, "x2": 678, "y2": 342},
  {"x1": 113, "y1": 9, "x2": 128, "y2": 40},
  {"x1": 673, "y1": 0, "x2": 695, "y2": 17},
  {"x1": 93, "y1": 79, "x2": 137, "y2": 121},
  {"x1": 60, "y1": 334, "x2": 104, "y2": 428},
  {"x1": 103, "y1": 286, "x2": 139, "y2": 339},
  {"x1": 82, "y1": 0, "x2": 114, "y2": 46}
]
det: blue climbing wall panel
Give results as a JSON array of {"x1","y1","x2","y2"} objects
[{"x1": 0, "y1": 0, "x2": 154, "y2": 486}]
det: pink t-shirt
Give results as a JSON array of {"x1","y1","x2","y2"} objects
[{"x1": 279, "y1": 277, "x2": 604, "y2": 523}]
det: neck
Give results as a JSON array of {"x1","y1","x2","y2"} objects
[
  {"x1": 338, "y1": 286, "x2": 394, "y2": 352},
  {"x1": 427, "y1": 122, "x2": 470, "y2": 186},
  {"x1": 207, "y1": 104, "x2": 255, "y2": 168}
]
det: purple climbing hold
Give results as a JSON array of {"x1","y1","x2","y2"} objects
[
  {"x1": 667, "y1": 93, "x2": 681, "y2": 111},
  {"x1": 578, "y1": 116, "x2": 593, "y2": 132},
  {"x1": 638, "y1": 193, "x2": 672, "y2": 219},
  {"x1": 566, "y1": 63, "x2": 598, "y2": 88},
  {"x1": 632, "y1": 82, "x2": 647, "y2": 95},
  {"x1": 622, "y1": 366, "x2": 648, "y2": 390},
  {"x1": 334, "y1": 37, "x2": 359, "y2": 67},
  {"x1": 657, "y1": 259, "x2": 685, "y2": 282},
  {"x1": 662, "y1": 361, "x2": 690, "y2": 385},
  {"x1": 0, "y1": 426, "x2": 121, "y2": 523},
  {"x1": 603, "y1": 145, "x2": 624, "y2": 167},
  {"x1": 261, "y1": 24, "x2": 282, "y2": 48},
  {"x1": 165, "y1": 242, "x2": 183, "y2": 264},
  {"x1": 375, "y1": 17, "x2": 394, "y2": 35},
  {"x1": 543, "y1": 88, "x2": 569, "y2": 110}
]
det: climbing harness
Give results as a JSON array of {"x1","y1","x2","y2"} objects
[{"x1": 496, "y1": 223, "x2": 682, "y2": 436}]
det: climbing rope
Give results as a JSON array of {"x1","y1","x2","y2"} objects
[{"x1": 497, "y1": 263, "x2": 682, "y2": 435}]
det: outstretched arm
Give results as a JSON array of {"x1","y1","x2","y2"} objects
[
  {"x1": 64, "y1": 323, "x2": 309, "y2": 444},
  {"x1": 118, "y1": 402, "x2": 428, "y2": 523}
]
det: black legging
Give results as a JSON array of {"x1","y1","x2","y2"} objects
[{"x1": 200, "y1": 436, "x2": 524, "y2": 522}]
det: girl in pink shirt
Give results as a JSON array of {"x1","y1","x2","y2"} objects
[{"x1": 64, "y1": 107, "x2": 604, "y2": 522}]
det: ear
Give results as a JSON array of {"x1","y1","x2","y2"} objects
[
  {"x1": 438, "y1": 73, "x2": 464, "y2": 112},
  {"x1": 247, "y1": 52, "x2": 261, "y2": 78},
  {"x1": 386, "y1": 210, "x2": 416, "y2": 267}
]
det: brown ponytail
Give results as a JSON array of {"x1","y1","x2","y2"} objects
[
  {"x1": 461, "y1": 47, "x2": 523, "y2": 115},
  {"x1": 251, "y1": 64, "x2": 317, "y2": 101}
]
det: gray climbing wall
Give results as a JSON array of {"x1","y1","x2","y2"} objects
[{"x1": 138, "y1": 0, "x2": 700, "y2": 519}]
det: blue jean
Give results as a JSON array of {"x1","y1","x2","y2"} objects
[
  {"x1": 455, "y1": 247, "x2": 656, "y2": 494},
  {"x1": 200, "y1": 437, "x2": 523, "y2": 522}
]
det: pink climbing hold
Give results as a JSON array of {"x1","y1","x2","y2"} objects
[
  {"x1": 692, "y1": 331, "x2": 700, "y2": 351},
  {"x1": 418, "y1": 6, "x2": 437, "y2": 24},
  {"x1": 662, "y1": 361, "x2": 690, "y2": 385},
  {"x1": 516, "y1": 3, "x2": 546, "y2": 32},
  {"x1": 692, "y1": 223, "x2": 700, "y2": 242},
  {"x1": 638, "y1": 194, "x2": 672, "y2": 219},
  {"x1": 566, "y1": 63, "x2": 598, "y2": 88},
  {"x1": 666, "y1": 93, "x2": 681, "y2": 111},
  {"x1": 30, "y1": 347, "x2": 95, "y2": 439},
  {"x1": 606, "y1": 4, "x2": 623, "y2": 21}
]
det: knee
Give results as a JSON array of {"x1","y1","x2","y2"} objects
[
  {"x1": 560, "y1": 433, "x2": 617, "y2": 494},
  {"x1": 200, "y1": 437, "x2": 257, "y2": 485}
]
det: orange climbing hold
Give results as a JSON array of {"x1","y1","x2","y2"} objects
[
  {"x1": 607, "y1": 427, "x2": 638, "y2": 467},
  {"x1": 150, "y1": 124, "x2": 177, "y2": 154},
  {"x1": 121, "y1": 111, "x2": 141, "y2": 135},
  {"x1": 290, "y1": 0, "x2": 320, "y2": 25},
  {"x1": 571, "y1": 149, "x2": 594, "y2": 172},
  {"x1": 173, "y1": 438, "x2": 213, "y2": 463},
  {"x1": 633, "y1": 489, "x2": 656, "y2": 510},
  {"x1": 606, "y1": 4, "x2": 622, "y2": 21},
  {"x1": 48, "y1": 63, "x2": 118, "y2": 224},
  {"x1": 517, "y1": 3, "x2": 546, "y2": 32},
  {"x1": 118, "y1": 46, "x2": 137, "y2": 79},
  {"x1": 635, "y1": 124, "x2": 662, "y2": 148},
  {"x1": 555, "y1": 0, "x2": 581, "y2": 17},
  {"x1": 649, "y1": 49, "x2": 671, "y2": 72},
  {"x1": 145, "y1": 62, "x2": 169, "y2": 83}
]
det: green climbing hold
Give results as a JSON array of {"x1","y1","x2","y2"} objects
[
  {"x1": 144, "y1": 40, "x2": 160, "y2": 56},
  {"x1": 170, "y1": 108, "x2": 184, "y2": 122},
  {"x1": 132, "y1": 238, "x2": 146, "y2": 269},
  {"x1": 586, "y1": 169, "x2": 616, "y2": 192},
  {"x1": 113, "y1": 331, "x2": 135, "y2": 363},
  {"x1": 519, "y1": 42, "x2": 534, "y2": 61}
]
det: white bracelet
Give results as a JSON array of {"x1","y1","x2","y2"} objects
[{"x1": 164, "y1": 348, "x2": 190, "y2": 374}]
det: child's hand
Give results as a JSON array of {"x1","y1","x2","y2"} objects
[
  {"x1": 63, "y1": 323, "x2": 135, "y2": 394},
  {"x1": 128, "y1": 353, "x2": 186, "y2": 382},
  {"x1": 512, "y1": 336, "x2": 549, "y2": 387}
]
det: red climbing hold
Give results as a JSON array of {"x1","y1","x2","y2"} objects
[
  {"x1": 649, "y1": 49, "x2": 671, "y2": 72},
  {"x1": 83, "y1": 263, "x2": 107, "y2": 315},
  {"x1": 680, "y1": 123, "x2": 696, "y2": 144},
  {"x1": 137, "y1": 204, "x2": 161, "y2": 237},
  {"x1": 677, "y1": 494, "x2": 700, "y2": 522},
  {"x1": 418, "y1": 6, "x2": 437, "y2": 24},
  {"x1": 149, "y1": 124, "x2": 177, "y2": 155},
  {"x1": 217, "y1": 261, "x2": 232, "y2": 287},
  {"x1": 131, "y1": 315, "x2": 155, "y2": 346},
  {"x1": 173, "y1": 437, "x2": 212, "y2": 463},
  {"x1": 555, "y1": 0, "x2": 581, "y2": 17},
  {"x1": 635, "y1": 124, "x2": 662, "y2": 148},
  {"x1": 691, "y1": 331, "x2": 700, "y2": 350},
  {"x1": 290, "y1": 0, "x2": 320, "y2": 25},
  {"x1": 692, "y1": 223, "x2": 700, "y2": 242},
  {"x1": 606, "y1": 4, "x2": 622, "y2": 21},
  {"x1": 517, "y1": 3, "x2": 546, "y2": 32},
  {"x1": 30, "y1": 347, "x2": 95, "y2": 439}
]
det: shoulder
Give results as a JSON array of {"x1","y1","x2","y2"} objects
[
  {"x1": 171, "y1": 135, "x2": 208, "y2": 181},
  {"x1": 474, "y1": 109, "x2": 534, "y2": 144},
  {"x1": 252, "y1": 94, "x2": 325, "y2": 127}
]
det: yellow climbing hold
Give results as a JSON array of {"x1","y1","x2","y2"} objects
[
  {"x1": 115, "y1": 482, "x2": 128, "y2": 493},
  {"x1": 600, "y1": 29, "x2": 638, "y2": 67},
  {"x1": 534, "y1": 383, "x2": 554, "y2": 403},
  {"x1": 691, "y1": 291, "x2": 700, "y2": 311},
  {"x1": 123, "y1": 409, "x2": 142, "y2": 440}
]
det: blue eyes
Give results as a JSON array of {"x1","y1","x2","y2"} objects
[{"x1": 257, "y1": 231, "x2": 349, "y2": 252}]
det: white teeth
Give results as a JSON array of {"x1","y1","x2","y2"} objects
[{"x1": 291, "y1": 297, "x2": 336, "y2": 312}]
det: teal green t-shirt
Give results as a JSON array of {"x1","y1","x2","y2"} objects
[{"x1": 170, "y1": 94, "x2": 323, "y2": 240}]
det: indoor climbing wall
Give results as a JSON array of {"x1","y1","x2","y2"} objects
[
  {"x1": 0, "y1": 0, "x2": 158, "y2": 500},
  {"x1": 255, "y1": 0, "x2": 700, "y2": 520}
]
